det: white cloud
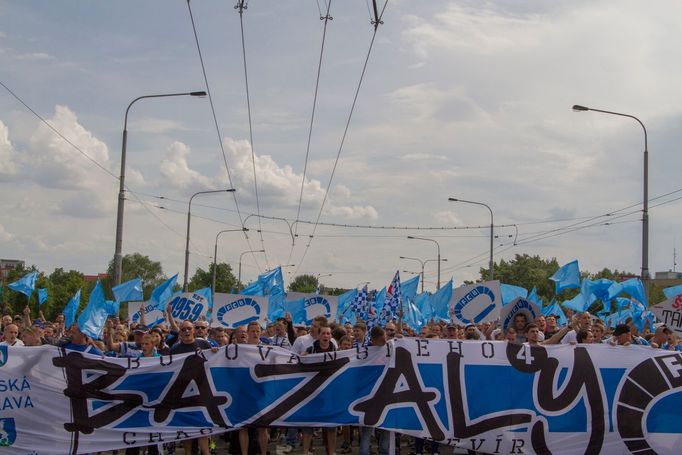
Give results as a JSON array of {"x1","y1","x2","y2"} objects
[
  {"x1": 130, "y1": 117, "x2": 186, "y2": 134},
  {"x1": 0, "y1": 120, "x2": 18, "y2": 174},
  {"x1": 15, "y1": 52, "x2": 51, "y2": 60},
  {"x1": 433, "y1": 210, "x2": 463, "y2": 226},
  {"x1": 159, "y1": 141, "x2": 213, "y2": 190},
  {"x1": 0, "y1": 223, "x2": 13, "y2": 241}
]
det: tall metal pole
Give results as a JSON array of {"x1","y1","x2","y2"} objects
[
  {"x1": 113, "y1": 91, "x2": 206, "y2": 286},
  {"x1": 572, "y1": 105, "x2": 649, "y2": 295},
  {"x1": 212, "y1": 228, "x2": 248, "y2": 304},
  {"x1": 448, "y1": 198, "x2": 494, "y2": 280},
  {"x1": 400, "y1": 256, "x2": 425, "y2": 293},
  {"x1": 184, "y1": 189, "x2": 235, "y2": 291},
  {"x1": 407, "y1": 237, "x2": 441, "y2": 289},
  {"x1": 238, "y1": 249, "x2": 265, "y2": 292}
]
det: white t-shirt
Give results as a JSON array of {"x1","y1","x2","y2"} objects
[
  {"x1": 0, "y1": 339, "x2": 24, "y2": 346},
  {"x1": 560, "y1": 330, "x2": 577, "y2": 344},
  {"x1": 291, "y1": 333, "x2": 338, "y2": 355}
]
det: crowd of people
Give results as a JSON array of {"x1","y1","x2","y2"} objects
[{"x1": 1, "y1": 303, "x2": 680, "y2": 455}]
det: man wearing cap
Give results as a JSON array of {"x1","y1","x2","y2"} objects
[
  {"x1": 105, "y1": 318, "x2": 149, "y2": 357},
  {"x1": 608, "y1": 324, "x2": 633, "y2": 346}
]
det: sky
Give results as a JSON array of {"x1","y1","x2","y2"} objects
[{"x1": 1, "y1": 0, "x2": 681, "y2": 293}]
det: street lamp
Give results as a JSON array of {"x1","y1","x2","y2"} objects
[
  {"x1": 212, "y1": 227, "x2": 249, "y2": 303},
  {"x1": 184, "y1": 189, "x2": 235, "y2": 291},
  {"x1": 572, "y1": 104, "x2": 649, "y2": 287},
  {"x1": 239, "y1": 249, "x2": 266, "y2": 292},
  {"x1": 448, "y1": 198, "x2": 494, "y2": 280},
  {"x1": 407, "y1": 236, "x2": 441, "y2": 289},
  {"x1": 113, "y1": 90, "x2": 207, "y2": 286},
  {"x1": 399, "y1": 256, "x2": 447, "y2": 293}
]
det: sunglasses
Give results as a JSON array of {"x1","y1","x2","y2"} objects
[
  {"x1": 194, "y1": 325, "x2": 208, "y2": 329},
  {"x1": 180, "y1": 327, "x2": 193, "y2": 332}
]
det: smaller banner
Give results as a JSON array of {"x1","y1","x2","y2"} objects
[
  {"x1": 285, "y1": 293, "x2": 339, "y2": 324},
  {"x1": 449, "y1": 280, "x2": 500, "y2": 325},
  {"x1": 211, "y1": 293, "x2": 269, "y2": 328},
  {"x1": 128, "y1": 292, "x2": 209, "y2": 327},
  {"x1": 499, "y1": 297, "x2": 542, "y2": 330},
  {"x1": 650, "y1": 295, "x2": 682, "y2": 335}
]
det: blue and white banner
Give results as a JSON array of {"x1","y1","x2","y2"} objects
[
  {"x1": 1, "y1": 341, "x2": 682, "y2": 454},
  {"x1": 128, "y1": 292, "x2": 210, "y2": 327},
  {"x1": 286, "y1": 292, "x2": 339, "y2": 324},
  {"x1": 211, "y1": 293, "x2": 269, "y2": 329},
  {"x1": 500, "y1": 297, "x2": 542, "y2": 330},
  {"x1": 449, "y1": 280, "x2": 500, "y2": 325}
]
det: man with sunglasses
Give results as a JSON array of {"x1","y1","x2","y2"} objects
[{"x1": 193, "y1": 320, "x2": 216, "y2": 346}]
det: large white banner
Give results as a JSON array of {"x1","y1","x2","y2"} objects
[
  {"x1": 449, "y1": 280, "x2": 500, "y2": 325},
  {"x1": 127, "y1": 292, "x2": 210, "y2": 327},
  {"x1": 2, "y1": 341, "x2": 682, "y2": 454},
  {"x1": 211, "y1": 293, "x2": 269, "y2": 328},
  {"x1": 500, "y1": 297, "x2": 543, "y2": 330},
  {"x1": 650, "y1": 295, "x2": 682, "y2": 335}
]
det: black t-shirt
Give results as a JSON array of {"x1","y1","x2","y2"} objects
[{"x1": 169, "y1": 338, "x2": 212, "y2": 355}]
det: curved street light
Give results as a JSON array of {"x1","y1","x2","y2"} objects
[
  {"x1": 407, "y1": 236, "x2": 441, "y2": 289},
  {"x1": 113, "y1": 90, "x2": 207, "y2": 286},
  {"x1": 448, "y1": 198, "x2": 494, "y2": 280},
  {"x1": 238, "y1": 249, "x2": 266, "y2": 292},
  {"x1": 212, "y1": 227, "x2": 249, "y2": 303}
]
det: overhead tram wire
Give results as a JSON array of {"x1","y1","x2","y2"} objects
[
  {"x1": 289, "y1": 0, "x2": 334, "y2": 265},
  {"x1": 235, "y1": 0, "x2": 270, "y2": 270},
  {"x1": 292, "y1": 0, "x2": 390, "y2": 276},
  {"x1": 185, "y1": 0, "x2": 263, "y2": 273},
  {"x1": 0, "y1": 80, "x2": 209, "y2": 257}
]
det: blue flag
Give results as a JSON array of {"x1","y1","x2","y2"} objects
[
  {"x1": 8, "y1": 271, "x2": 37, "y2": 299},
  {"x1": 337, "y1": 288, "x2": 357, "y2": 322},
  {"x1": 38, "y1": 288, "x2": 48, "y2": 306},
  {"x1": 151, "y1": 274, "x2": 178, "y2": 311},
  {"x1": 112, "y1": 278, "x2": 144, "y2": 303},
  {"x1": 404, "y1": 298, "x2": 425, "y2": 331},
  {"x1": 550, "y1": 260, "x2": 580, "y2": 294},
  {"x1": 500, "y1": 284, "x2": 528, "y2": 306},
  {"x1": 562, "y1": 293, "x2": 587, "y2": 313},
  {"x1": 401, "y1": 275, "x2": 420, "y2": 306},
  {"x1": 527, "y1": 287, "x2": 544, "y2": 307},
  {"x1": 285, "y1": 298, "x2": 307, "y2": 324},
  {"x1": 105, "y1": 300, "x2": 120, "y2": 317},
  {"x1": 429, "y1": 281, "x2": 453, "y2": 323},
  {"x1": 606, "y1": 281, "x2": 623, "y2": 300},
  {"x1": 542, "y1": 299, "x2": 567, "y2": 326},
  {"x1": 64, "y1": 289, "x2": 81, "y2": 328},
  {"x1": 242, "y1": 267, "x2": 286, "y2": 323},
  {"x1": 379, "y1": 271, "x2": 402, "y2": 323},
  {"x1": 78, "y1": 280, "x2": 109, "y2": 339},
  {"x1": 372, "y1": 287, "x2": 387, "y2": 322},
  {"x1": 415, "y1": 292, "x2": 432, "y2": 321},
  {"x1": 620, "y1": 278, "x2": 647, "y2": 306},
  {"x1": 588, "y1": 278, "x2": 615, "y2": 302},
  {"x1": 664, "y1": 284, "x2": 682, "y2": 300}
]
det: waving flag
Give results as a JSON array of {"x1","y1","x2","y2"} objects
[
  {"x1": 151, "y1": 274, "x2": 178, "y2": 311},
  {"x1": 500, "y1": 284, "x2": 528, "y2": 306},
  {"x1": 429, "y1": 281, "x2": 453, "y2": 322},
  {"x1": 78, "y1": 280, "x2": 109, "y2": 339},
  {"x1": 63, "y1": 289, "x2": 81, "y2": 328},
  {"x1": 542, "y1": 299, "x2": 567, "y2": 326},
  {"x1": 38, "y1": 288, "x2": 48, "y2": 306},
  {"x1": 379, "y1": 271, "x2": 402, "y2": 323},
  {"x1": 620, "y1": 278, "x2": 647, "y2": 306},
  {"x1": 8, "y1": 271, "x2": 37, "y2": 299},
  {"x1": 242, "y1": 267, "x2": 286, "y2": 322},
  {"x1": 112, "y1": 277, "x2": 144, "y2": 303},
  {"x1": 663, "y1": 284, "x2": 682, "y2": 299},
  {"x1": 351, "y1": 285, "x2": 369, "y2": 320},
  {"x1": 401, "y1": 275, "x2": 420, "y2": 306},
  {"x1": 337, "y1": 288, "x2": 357, "y2": 321},
  {"x1": 550, "y1": 260, "x2": 581, "y2": 294}
]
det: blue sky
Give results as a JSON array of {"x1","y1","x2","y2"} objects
[{"x1": 1, "y1": 0, "x2": 681, "y2": 292}]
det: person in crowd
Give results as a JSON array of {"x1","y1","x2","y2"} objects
[
  {"x1": 20, "y1": 326, "x2": 42, "y2": 346},
  {"x1": 0, "y1": 323, "x2": 24, "y2": 346},
  {"x1": 513, "y1": 314, "x2": 528, "y2": 343},
  {"x1": 359, "y1": 326, "x2": 388, "y2": 455},
  {"x1": 445, "y1": 324, "x2": 458, "y2": 339},
  {"x1": 61, "y1": 323, "x2": 103, "y2": 355},
  {"x1": 526, "y1": 322, "x2": 573, "y2": 346},
  {"x1": 149, "y1": 327, "x2": 170, "y2": 355},
  {"x1": 533, "y1": 315, "x2": 546, "y2": 341},
  {"x1": 561, "y1": 312, "x2": 592, "y2": 344},
  {"x1": 464, "y1": 324, "x2": 480, "y2": 340},
  {"x1": 105, "y1": 317, "x2": 148, "y2": 357},
  {"x1": 576, "y1": 329, "x2": 595, "y2": 344},
  {"x1": 239, "y1": 321, "x2": 269, "y2": 455},
  {"x1": 628, "y1": 323, "x2": 650, "y2": 346},
  {"x1": 270, "y1": 319, "x2": 292, "y2": 349},
  {"x1": 608, "y1": 324, "x2": 633, "y2": 346},
  {"x1": 230, "y1": 325, "x2": 248, "y2": 344},
  {"x1": 544, "y1": 314, "x2": 559, "y2": 337},
  {"x1": 211, "y1": 327, "x2": 230, "y2": 347},
  {"x1": 592, "y1": 321, "x2": 606, "y2": 343},
  {"x1": 292, "y1": 315, "x2": 328, "y2": 354},
  {"x1": 352, "y1": 322, "x2": 367, "y2": 347},
  {"x1": 505, "y1": 327, "x2": 518, "y2": 343}
]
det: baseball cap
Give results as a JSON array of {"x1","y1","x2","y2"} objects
[
  {"x1": 32, "y1": 320, "x2": 46, "y2": 329},
  {"x1": 133, "y1": 324, "x2": 149, "y2": 333}
]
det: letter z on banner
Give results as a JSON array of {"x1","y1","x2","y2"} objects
[{"x1": 450, "y1": 280, "x2": 501, "y2": 325}]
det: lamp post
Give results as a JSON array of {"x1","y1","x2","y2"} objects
[
  {"x1": 572, "y1": 104, "x2": 649, "y2": 287},
  {"x1": 238, "y1": 249, "x2": 265, "y2": 292},
  {"x1": 184, "y1": 189, "x2": 235, "y2": 291},
  {"x1": 212, "y1": 227, "x2": 249, "y2": 303},
  {"x1": 407, "y1": 236, "x2": 441, "y2": 289},
  {"x1": 448, "y1": 198, "x2": 494, "y2": 280},
  {"x1": 400, "y1": 256, "x2": 448, "y2": 292},
  {"x1": 113, "y1": 90, "x2": 207, "y2": 286}
]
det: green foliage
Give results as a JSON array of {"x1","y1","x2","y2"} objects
[
  {"x1": 107, "y1": 253, "x2": 166, "y2": 298},
  {"x1": 288, "y1": 274, "x2": 318, "y2": 293},
  {"x1": 188, "y1": 263, "x2": 239, "y2": 293},
  {"x1": 480, "y1": 254, "x2": 560, "y2": 301}
]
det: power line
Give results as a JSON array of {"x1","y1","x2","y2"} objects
[
  {"x1": 293, "y1": 0, "x2": 390, "y2": 275},
  {"x1": 235, "y1": 0, "x2": 269, "y2": 269},
  {"x1": 185, "y1": 0, "x2": 261, "y2": 271},
  {"x1": 290, "y1": 0, "x2": 334, "y2": 265}
]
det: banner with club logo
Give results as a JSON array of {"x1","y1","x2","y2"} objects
[
  {"x1": 286, "y1": 292, "x2": 339, "y2": 324},
  {"x1": 449, "y1": 280, "x2": 500, "y2": 325},
  {"x1": 500, "y1": 297, "x2": 542, "y2": 330},
  {"x1": 650, "y1": 295, "x2": 682, "y2": 335},
  {"x1": 211, "y1": 293, "x2": 269, "y2": 328},
  {"x1": 2, "y1": 341, "x2": 682, "y2": 454},
  {"x1": 128, "y1": 292, "x2": 210, "y2": 327}
]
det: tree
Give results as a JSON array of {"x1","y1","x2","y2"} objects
[
  {"x1": 44, "y1": 268, "x2": 87, "y2": 320},
  {"x1": 106, "y1": 253, "x2": 166, "y2": 298},
  {"x1": 288, "y1": 274, "x2": 318, "y2": 293},
  {"x1": 479, "y1": 254, "x2": 560, "y2": 301},
  {"x1": 188, "y1": 263, "x2": 240, "y2": 293}
]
